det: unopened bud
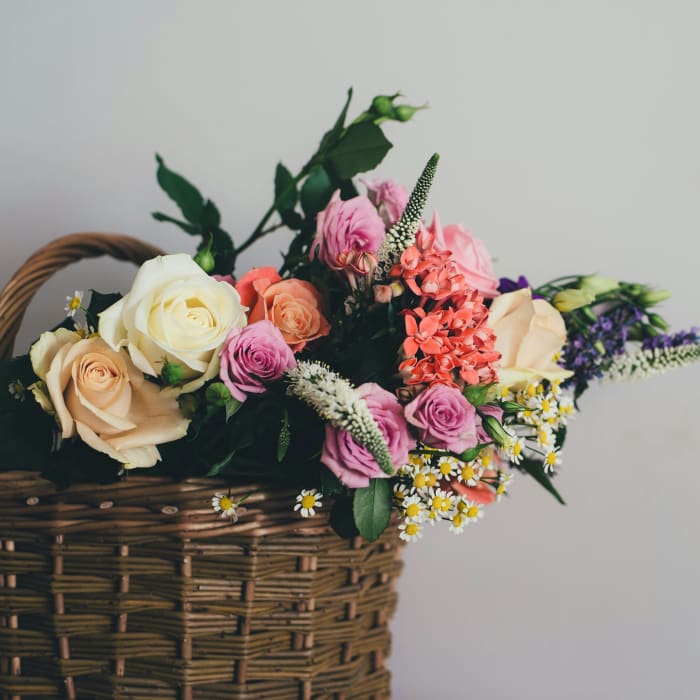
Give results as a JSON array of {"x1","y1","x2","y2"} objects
[
  {"x1": 481, "y1": 414, "x2": 510, "y2": 447},
  {"x1": 161, "y1": 361, "x2": 184, "y2": 386},
  {"x1": 647, "y1": 313, "x2": 670, "y2": 331},
  {"x1": 394, "y1": 104, "x2": 425, "y2": 122},
  {"x1": 194, "y1": 248, "x2": 215, "y2": 273},
  {"x1": 371, "y1": 95, "x2": 395, "y2": 117},
  {"x1": 580, "y1": 275, "x2": 619, "y2": 296},
  {"x1": 205, "y1": 382, "x2": 231, "y2": 407},
  {"x1": 637, "y1": 288, "x2": 672, "y2": 306},
  {"x1": 553, "y1": 288, "x2": 596, "y2": 312}
]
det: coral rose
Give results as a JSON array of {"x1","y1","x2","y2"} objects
[
  {"x1": 29, "y1": 329, "x2": 189, "y2": 469},
  {"x1": 248, "y1": 278, "x2": 330, "y2": 352},
  {"x1": 488, "y1": 287, "x2": 574, "y2": 388},
  {"x1": 321, "y1": 382, "x2": 413, "y2": 489}
]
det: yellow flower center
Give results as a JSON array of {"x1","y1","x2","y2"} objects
[
  {"x1": 545, "y1": 452, "x2": 557, "y2": 466},
  {"x1": 466, "y1": 505, "x2": 480, "y2": 519},
  {"x1": 219, "y1": 496, "x2": 233, "y2": 511},
  {"x1": 480, "y1": 453, "x2": 491, "y2": 468},
  {"x1": 497, "y1": 484, "x2": 506, "y2": 496},
  {"x1": 301, "y1": 494, "x2": 316, "y2": 509},
  {"x1": 425, "y1": 472, "x2": 438, "y2": 488},
  {"x1": 69, "y1": 296, "x2": 81, "y2": 310},
  {"x1": 405, "y1": 523, "x2": 419, "y2": 536},
  {"x1": 439, "y1": 462, "x2": 453, "y2": 476},
  {"x1": 461, "y1": 465, "x2": 475, "y2": 481},
  {"x1": 405, "y1": 503, "x2": 420, "y2": 518},
  {"x1": 452, "y1": 514, "x2": 463, "y2": 527},
  {"x1": 526, "y1": 384, "x2": 536, "y2": 398},
  {"x1": 414, "y1": 473, "x2": 427, "y2": 489},
  {"x1": 512, "y1": 442, "x2": 522, "y2": 457},
  {"x1": 541, "y1": 399, "x2": 551, "y2": 413},
  {"x1": 440, "y1": 498, "x2": 451, "y2": 512},
  {"x1": 431, "y1": 496, "x2": 442, "y2": 510}
]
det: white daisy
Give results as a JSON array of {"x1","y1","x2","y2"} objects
[
  {"x1": 211, "y1": 492, "x2": 239, "y2": 521},
  {"x1": 398, "y1": 520, "x2": 423, "y2": 542},
  {"x1": 496, "y1": 472, "x2": 514, "y2": 502},
  {"x1": 457, "y1": 461, "x2": 482, "y2": 487},
  {"x1": 64, "y1": 290, "x2": 84, "y2": 318},
  {"x1": 448, "y1": 511, "x2": 468, "y2": 534},
  {"x1": 462, "y1": 500, "x2": 485, "y2": 524},
  {"x1": 402, "y1": 494, "x2": 428, "y2": 523},
  {"x1": 294, "y1": 488, "x2": 322, "y2": 518},
  {"x1": 7, "y1": 379, "x2": 25, "y2": 402},
  {"x1": 543, "y1": 447, "x2": 562, "y2": 474}
]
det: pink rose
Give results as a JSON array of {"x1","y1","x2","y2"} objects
[
  {"x1": 311, "y1": 191, "x2": 386, "y2": 271},
  {"x1": 364, "y1": 179, "x2": 409, "y2": 228},
  {"x1": 321, "y1": 382, "x2": 413, "y2": 489},
  {"x1": 219, "y1": 320, "x2": 297, "y2": 402},
  {"x1": 428, "y1": 212, "x2": 499, "y2": 298},
  {"x1": 404, "y1": 384, "x2": 479, "y2": 454}
]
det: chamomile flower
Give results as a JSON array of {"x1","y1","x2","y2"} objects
[
  {"x1": 7, "y1": 379, "x2": 25, "y2": 402},
  {"x1": 448, "y1": 512, "x2": 467, "y2": 534},
  {"x1": 73, "y1": 319, "x2": 95, "y2": 339},
  {"x1": 534, "y1": 393, "x2": 558, "y2": 420},
  {"x1": 427, "y1": 487, "x2": 454, "y2": 517},
  {"x1": 64, "y1": 290, "x2": 84, "y2": 318},
  {"x1": 211, "y1": 492, "x2": 239, "y2": 521},
  {"x1": 423, "y1": 467, "x2": 441, "y2": 490},
  {"x1": 477, "y1": 447, "x2": 494, "y2": 470},
  {"x1": 393, "y1": 482, "x2": 410, "y2": 504},
  {"x1": 294, "y1": 488, "x2": 323, "y2": 518},
  {"x1": 536, "y1": 425, "x2": 555, "y2": 449},
  {"x1": 457, "y1": 461, "x2": 482, "y2": 487},
  {"x1": 558, "y1": 396, "x2": 575, "y2": 421},
  {"x1": 508, "y1": 436, "x2": 525, "y2": 464},
  {"x1": 496, "y1": 472, "x2": 513, "y2": 502},
  {"x1": 410, "y1": 467, "x2": 431, "y2": 493},
  {"x1": 462, "y1": 500, "x2": 485, "y2": 524},
  {"x1": 402, "y1": 494, "x2": 427, "y2": 523},
  {"x1": 499, "y1": 385, "x2": 514, "y2": 402},
  {"x1": 437, "y1": 455, "x2": 459, "y2": 480},
  {"x1": 399, "y1": 520, "x2": 423, "y2": 543},
  {"x1": 543, "y1": 447, "x2": 562, "y2": 474},
  {"x1": 518, "y1": 408, "x2": 538, "y2": 426},
  {"x1": 550, "y1": 379, "x2": 563, "y2": 396}
]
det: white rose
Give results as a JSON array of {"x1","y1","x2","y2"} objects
[
  {"x1": 29, "y1": 329, "x2": 189, "y2": 469},
  {"x1": 99, "y1": 254, "x2": 247, "y2": 393}
]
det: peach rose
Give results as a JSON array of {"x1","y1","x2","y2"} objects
[
  {"x1": 248, "y1": 278, "x2": 330, "y2": 352},
  {"x1": 488, "y1": 287, "x2": 573, "y2": 388},
  {"x1": 235, "y1": 266, "x2": 281, "y2": 310},
  {"x1": 29, "y1": 328, "x2": 189, "y2": 469}
]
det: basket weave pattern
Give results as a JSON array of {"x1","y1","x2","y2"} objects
[{"x1": 0, "y1": 235, "x2": 404, "y2": 700}]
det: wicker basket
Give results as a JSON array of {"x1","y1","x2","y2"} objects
[{"x1": 0, "y1": 234, "x2": 404, "y2": 700}]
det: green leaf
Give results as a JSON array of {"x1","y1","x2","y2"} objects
[
  {"x1": 459, "y1": 443, "x2": 491, "y2": 462},
  {"x1": 352, "y1": 478, "x2": 392, "y2": 542},
  {"x1": 151, "y1": 212, "x2": 201, "y2": 235},
  {"x1": 330, "y1": 496, "x2": 359, "y2": 539},
  {"x1": 319, "y1": 87, "x2": 353, "y2": 154},
  {"x1": 518, "y1": 458, "x2": 566, "y2": 505},
  {"x1": 277, "y1": 409, "x2": 290, "y2": 462},
  {"x1": 320, "y1": 468, "x2": 345, "y2": 496},
  {"x1": 155, "y1": 154, "x2": 205, "y2": 224},
  {"x1": 325, "y1": 123, "x2": 393, "y2": 180},
  {"x1": 205, "y1": 449, "x2": 236, "y2": 477},
  {"x1": 463, "y1": 383, "x2": 494, "y2": 407},
  {"x1": 300, "y1": 166, "x2": 333, "y2": 219},
  {"x1": 274, "y1": 163, "x2": 298, "y2": 213},
  {"x1": 201, "y1": 200, "x2": 221, "y2": 230},
  {"x1": 225, "y1": 398, "x2": 243, "y2": 422},
  {"x1": 280, "y1": 209, "x2": 304, "y2": 230}
]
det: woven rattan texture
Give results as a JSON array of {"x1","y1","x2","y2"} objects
[{"x1": 0, "y1": 473, "x2": 403, "y2": 700}]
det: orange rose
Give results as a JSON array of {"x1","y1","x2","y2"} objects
[
  {"x1": 248, "y1": 278, "x2": 330, "y2": 352},
  {"x1": 235, "y1": 266, "x2": 281, "y2": 311}
]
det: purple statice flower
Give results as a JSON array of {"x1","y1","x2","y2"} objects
[
  {"x1": 561, "y1": 303, "x2": 643, "y2": 397},
  {"x1": 642, "y1": 327, "x2": 700, "y2": 351},
  {"x1": 498, "y1": 275, "x2": 545, "y2": 299}
]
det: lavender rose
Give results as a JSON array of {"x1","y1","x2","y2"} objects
[
  {"x1": 219, "y1": 320, "x2": 296, "y2": 402},
  {"x1": 404, "y1": 384, "x2": 479, "y2": 453},
  {"x1": 321, "y1": 382, "x2": 413, "y2": 489},
  {"x1": 363, "y1": 178, "x2": 409, "y2": 228},
  {"x1": 310, "y1": 191, "x2": 386, "y2": 271}
]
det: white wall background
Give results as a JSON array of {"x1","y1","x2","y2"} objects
[{"x1": 1, "y1": 1, "x2": 699, "y2": 698}]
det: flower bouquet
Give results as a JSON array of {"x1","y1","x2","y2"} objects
[{"x1": 0, "y1": 89, "x2": 697, "y2": 699}]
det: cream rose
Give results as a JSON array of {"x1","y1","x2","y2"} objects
[
  {"x1": 488, "y1": 287, "x2": 574, "y2": 388},
  {"x1": 30, "y1": 329, "x2": 189, "y2": 469},
  {"x1": 99, "y1": 254, "x2": 247, "y2": 393}
]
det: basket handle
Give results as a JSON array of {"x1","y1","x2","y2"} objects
[{"x1": 0, "y1": 232, "x2": 164, "y2": 360}]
